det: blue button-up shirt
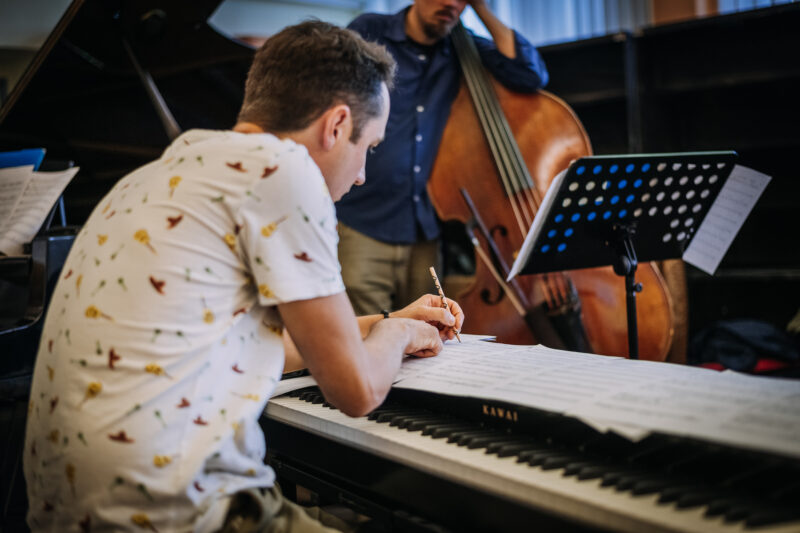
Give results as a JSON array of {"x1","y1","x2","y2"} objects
[{"x1": 336, "y1": 7, "x2": 549, "y2": 244}]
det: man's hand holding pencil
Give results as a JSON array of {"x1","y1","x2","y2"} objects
[{"x1": 389, "y1": 292, "x2": 464, "y2": 343}]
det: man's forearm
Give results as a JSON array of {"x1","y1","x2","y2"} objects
[{"x1": 471, "y1": 1, "x2": 515, "y2": 58}]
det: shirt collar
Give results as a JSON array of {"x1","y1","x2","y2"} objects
[{"x1": 383, "y1": 6, "x2": 452, "y2": 57}]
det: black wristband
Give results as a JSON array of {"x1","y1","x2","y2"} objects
[{"x1": 381, "y1": 309, "x2": 390, "y2": 319}]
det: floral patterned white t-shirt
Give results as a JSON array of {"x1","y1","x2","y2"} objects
[{"x1": 24, "y1": 129, "x2": 345, "y2": 532}]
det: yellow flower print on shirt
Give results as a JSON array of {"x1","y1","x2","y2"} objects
[
  {"x1": 145, "y1": 363, "x2": 172, "y2": 379},
  {"x1": 85, "y1": 382, "x2": 102, "y2": 400},
  {"x1": 153, "y1": 455, "x2": 172, "y2": 468},
  {"x1": 66, "y1": 463, "x2": 76, "y2": 495},
  {"x1": 85, "y1": 305, "x2": 113, "y2": 321},
  {"x1": 131, "y1": 513, "x2": 157, "y2": 531},
  {"x1": 258, "y1": 284, "x2": 274, "y2": 299},
  {"x1": 169, "y1": 175, "x2": 181, "y2": 197},
  {"x1": 203, "y1": 309, "x2": 214, "y2": 324},
  {"x1": 76, "y1": 274, "x2": 83, "y2": 296},
  {"x1": 134, "y1": 229, "x2": 156, "y2": 253},
  {"x1": 97, "y1": 234, "x2": 108, "y2": 246},
  {"x1": 223, "y1": 233, "x2": 236, "y2": 253},
  {"x1": 260, "y1": 215, "x2": 288, "y2": 237}
]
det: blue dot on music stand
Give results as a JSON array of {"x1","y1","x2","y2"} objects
[
  {"x1": 618, "y1": 209, "x2": 627, "y2": 218},
  {"x1": 626, "y1": 194, "x2": 635, "y2": 203},
  {"x1": 555, "y1": 213, "x2": 564, "y2": 223},
  {"x1": 609, "y1": 164, "x2": 618, "y2": 174},
  {"x1": 564, "y1": 228, "x2": 574, "y2": 237},
  {"x1": 541, "y1": 244, "x2": 550, "y2": 253},
  {"x1": 571, "y1": 213, "x2": 580, "y2": 222},
  {"x1": 547, "y1": 229, "x2": 556, "y2": 238},
  {"x1": 576, "y1": 166, "x2": 585, "y2": 175},
  {"x1": 603, "y1": 210, "x2": 612, "y2": 219},
  {"x1": 610, "y1": 195, "x2": 619, "y2": 205},
  {"x1": 587, "y1": 212, "x2": 597, "y2": 221},
  {"x1": 618, "y1": 179, "x2": 627, "y2": 189},
  {"x1": 626, "y1": 163, "x2": 635, "y2": 173},
  {"x1": 641, "y1": 163, "x2": 651, "y2": 172},
  {"x1": 593, "y1": 165, "x2": 602, "y2": 175},
  {"x1": 557, "y1": 243, "x2": 567, "y2": 252},
  {"x1": 633, "y1": 179, "x2": 643, "y2": 188}
]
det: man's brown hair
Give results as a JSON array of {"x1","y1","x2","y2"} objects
[{"x1": 238, "y1": 20, "x2": 395, "y2": 142}]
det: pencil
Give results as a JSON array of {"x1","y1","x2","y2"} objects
[{"x1": 429, "y1": 266, "x2": 461, "y2": 343}]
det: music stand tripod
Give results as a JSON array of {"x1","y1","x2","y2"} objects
[{"x1": 513, "y1": 151, "x2": 738, "y2": 359}]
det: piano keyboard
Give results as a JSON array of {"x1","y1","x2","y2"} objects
[{"x1": 264, "y1": 388, "x2": 800, "y2": 533}]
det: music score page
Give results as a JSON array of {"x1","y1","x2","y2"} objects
[{"x1": 393, "y1": 337, "x2": 800, "y2": 459}]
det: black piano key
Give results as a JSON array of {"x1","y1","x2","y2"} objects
[
  {"x1": 600, "y1": 471, "x2": 626, "y2": 487},
  {"x1": 465, "y1": 434, "x2": 520, "y2": 450},
  {"x1": 676, "y1": 490, "x2": 716, "y2": 509},
  {"x1": 389, "y1": 414, "x2": 422, "y2": 427},
  {"x1": 746, "y1": 507, "x2": 800, "y2": 528},
  {"x1": 422, "y1": 423, "x2": 473, "y2": 437},
  {"x1": 447, "y1": 429, "x2": 491, "y2": 444},
  {"x1": 631, "y1": 478, "x2": 672, "y2": 496},
  {"x1": 525, "y1": 451, "x2": 568, "y2": 467},
  {"x1": 724, "y1": 504, "x2": 755, "y2": 523},
  {"x1": 496, "y1": 443, "x2": 542, "y2": 458},
  {"x1": 577, "y1": 465, "x2": 615, "y2": 481},
  {"x1": 541, "y1": 455, "x2": 573, "y2": 471},
  {"x1": 375, "y1": 411, "x2": 418, "y2": 423},
  {"x1": 658, "y1": 484, "x2": 697, "y2": 504},
  {"x1": 429, "y1": 425, "x2": 475, "y2": 439},
  {"x1": 485, "y1": 438, "x2": 534, "y2": 455},
  {"x1": 705, "y1": 497, "x2": 738, "y2": 517},
  {"x1": 405, "y1": 417, "x2": 449, "y2": 432},
  {"x1": 615, "y1": 474, "x2": 649, "y2": 492},
  {"x1": 562, "y1": 461, "x2": 594, "y2": 477},
  {"x1": 455, "y1": 431, "x2": 497, "y2": 446}
]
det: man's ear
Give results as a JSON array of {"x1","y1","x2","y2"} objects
[{"x1": 321, "y1": 104, "x2": 352, "y2": 151}]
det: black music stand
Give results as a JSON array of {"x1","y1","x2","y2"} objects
[{"x1": 512, "y1": 151, "x2": 740, "y2": 359}]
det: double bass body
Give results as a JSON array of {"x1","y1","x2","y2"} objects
[{"x1": 428, "y1": 78, "x2": 675, "y2": 361}]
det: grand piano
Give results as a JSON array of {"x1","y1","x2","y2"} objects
[
  {"x1": 2, "y1": 2, "x2": 799, "y2": 533},
  {"x1": 0, "y1": 1, "x2": 254, "y2": 529}
]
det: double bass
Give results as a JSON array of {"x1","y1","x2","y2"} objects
[{"x1": 428, "y1": 24, "x2": 679, "y2": 361}]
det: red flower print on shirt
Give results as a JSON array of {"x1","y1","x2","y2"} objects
[
  {"x1": 226, "y1": 161, "x2": 246, "y2": 172},
  {"x1": 64, "y1": 269, "x2": 73, "y2": 279},
  {"x1": 167, "y1": 215, "x2": 183, "y2": 228},
  {"x1": 176, "y1": 398, "x2": 190, "y2": 408},
  {"x1": 109, "y1": 348, "x2": 121, "y2": 369},
  {"x1": 261, "y1": 166, "x2": 278, "y2": 178},
  {"x1": 193, "y1": 416, "x2": 208, "y2": 426},
  {"x1": 232, "y1": 364, "x2": 244, "y2": 374},
  {"x1": 49, "y1": 396, "x2": 59, "y2": 414},
  {"x1": 149, "y1": 276, "x2": 166, "y2": 294},
  {"x1": 194, "y1": 481, "x2": 205, "y2": 492},
  {"x1": 108, "y1": 431, "x2": 134, "y2": 443},
  {"x1": 233, "y1": 307, "x2": 247, "y2": 317},
  {"x1": 294, "y1": 252, "x2": 312, "y2": 262}
]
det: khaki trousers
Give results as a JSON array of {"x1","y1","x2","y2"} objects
[{"x1": 337, "y1": 223, "x2": 441, "y2": 316}]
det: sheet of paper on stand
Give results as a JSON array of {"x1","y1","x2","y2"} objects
[
  {"x1": 0, "y1": 165, "x2": 79, "y2": 255},
  {"x1": 683, "y1": 164, "x2": 771, "y2": 274}
]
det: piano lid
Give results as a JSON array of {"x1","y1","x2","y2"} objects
[{"x1": 0, "y1": 0, "x2": 255, "y2": 224}]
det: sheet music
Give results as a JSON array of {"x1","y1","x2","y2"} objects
[
  {"x1": 507, "y1": 168, "x2": 567, "y2": 280},
  {"x1": 393, "y1": 341, "x2": 800, "y2": 459},
  {"x1": 0, "y1": 165, "x2": 79, "y2": 255},
  {"x1": 683, "y1": 164, "x2": 771, "y2": 275}
]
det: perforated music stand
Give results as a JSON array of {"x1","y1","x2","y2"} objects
[{"x1": 515, "y1": 151, "x2": 738, "y2": 359}]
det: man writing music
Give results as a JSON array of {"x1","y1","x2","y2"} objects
[
  {"x1": 336, "y1": 0, "x2": 549, "y2": 315},
  {"x1": 24, "y1": 21, "x2": 463, "y2": 532}
]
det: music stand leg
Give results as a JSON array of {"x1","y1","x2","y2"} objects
[{"x1": 612, "y1": 225, "x2": 642, "y2": 360}]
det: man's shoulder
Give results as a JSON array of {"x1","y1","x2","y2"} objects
[{"x1": 348, "y1": 12, "x2": 394, "y2": 36}]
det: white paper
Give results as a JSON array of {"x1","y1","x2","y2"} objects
[
  {"x1": 507, "y1": 168, "x2": 567, "y2": 280},
  {"x1": 683, "y1": 164, "x2": 771, "y2": 275},
  {"x1": 0, "y1": 165, "x2": 79, "y2": 255},
  {"x1": 392, "y1": 341, "x2": 800, "y2": 459}
]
